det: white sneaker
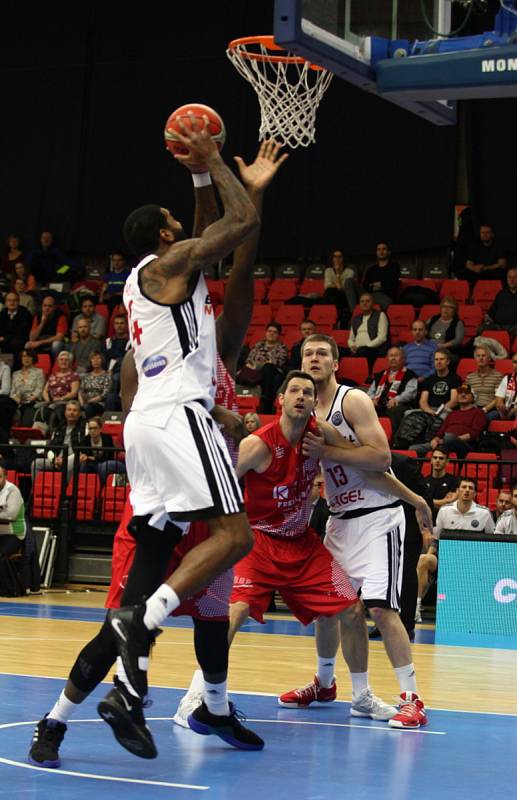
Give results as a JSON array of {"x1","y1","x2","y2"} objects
[
  {"x1": 172, "y1": 690, "x2": 204, "y2": 729},
  {"x1": 350, "y1": 688, "x2": 398, "y2": 721},
  {"x1": 415, "y1": 607, "x2": 422, "y2": 623}
]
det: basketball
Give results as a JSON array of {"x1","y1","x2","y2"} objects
[{"x1": 164, "y1": 103, "x2": 226, "y2": 162}]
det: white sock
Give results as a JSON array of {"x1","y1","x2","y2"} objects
[
  {"x1": 416, "y1": 598, "x2": 422, "y2": 609},
  {"x1": 204, "y1": 679, "x2": 230, "y2": 716},
  {"x1": 48, "y1": 690, "x2": 80, "y2": 725},
  {"x1": 350, "y1": 672, "x2": 369, "y2": 698},
  {"x1": 143, "y1": 584, "x2": 180, "y2": 629},
  {"x1": 395, "y1": 663, "x2": 418, "y2": 695},
  {"x1": 188, "y1": 669, "x2": 205, "y2": 696},
  {"x1": 317, "y1": 657, "x2": 336, "y2": 688},
  {"x1": 116, "y1": 656, "x2": 139, "y2": 698}
]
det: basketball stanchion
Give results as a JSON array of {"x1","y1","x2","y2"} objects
[{"x1": 227, "y1": 35, "x2": 332, "y2": 149}]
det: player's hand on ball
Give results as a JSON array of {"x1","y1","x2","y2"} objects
[
  {"x1": 234, "y1": 140, "x2": 288, "y2": 193},
  {"x1": 172, "y1": 114, "x2": 220, "y2": 167}
]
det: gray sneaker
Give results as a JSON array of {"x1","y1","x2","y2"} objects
[{"x1": 350, "y1": 688, "x2": 397, "y2": 721}]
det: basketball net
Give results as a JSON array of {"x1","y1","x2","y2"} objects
[{"x1": 227, "y1": 36, "x2": 332, "y2": 149}]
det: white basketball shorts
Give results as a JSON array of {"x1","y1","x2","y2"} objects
[
  {"x1": 124, "y1": 401, "x2": 244, "y2": 521},
  {"x1": 324, "y1": 504, "x2": 405, "y2": 610}
]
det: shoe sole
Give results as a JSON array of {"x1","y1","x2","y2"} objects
[
  {"x1": 28, "y1": 756, "x2": 60, "y2": 768},
  {"x1": 389, "y1": 715, "x2": 428, "y2": 729},
  {"x1": 97, "y1": 697, "x2": 157, "y2": 759},
  {"x1": 351, "y1": 708, "x2": 398, "y2": 721},
  {"x1": 277, "y1": 698, "x2": 335, "y2": 708},
  {"x1": 187, "y1": 714, "x2": 264, "y2": 751}
]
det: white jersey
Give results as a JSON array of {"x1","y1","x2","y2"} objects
[
  {"x1": 323, "y1": 384, "x2": 398, "y2": 515},
  {"x1": 434, "y1": 500, "x2": 494, "y2": 537},
  {"x1": 494, "y1": 509, "x2": 517, "y2": 535},
  {"x1": 123, "y1": 255, "x2": 217, "y2": 427}
]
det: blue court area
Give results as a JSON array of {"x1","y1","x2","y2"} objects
[
  {"x1": 0, "y1": 673, "x2": 516, "y2": 800},
  {"x1": 0, "y1": 602, "x2": 436, "y2": 643}
]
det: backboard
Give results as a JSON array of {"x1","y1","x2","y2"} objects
[{"x1": 274, "y1": 1, "x2": 517, "y2": 125}]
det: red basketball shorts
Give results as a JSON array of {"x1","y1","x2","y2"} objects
[
  {"x1": 231, "y1": 527, "x2": 358, "y2": 626},
  {"x1": 105, "y1": 504, "x2": 232, "y2": 621}
]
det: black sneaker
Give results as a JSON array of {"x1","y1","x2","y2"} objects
[
  {"x1": 188, "y1": 701, "x2": 264, "y2": 751},
  {"x1": 28, "y1": 714, "x2": 67, "y2": 768},
  {"x1": 108, "y1": 605, "x2": 159, "y2": 699},
  {"x1": 97, "y1": 677, "x2": 157, "y2": 759}
]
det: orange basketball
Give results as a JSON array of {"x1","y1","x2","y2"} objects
[{"x1": 164, "y1": 103, "x2": 226, "y2": 161}]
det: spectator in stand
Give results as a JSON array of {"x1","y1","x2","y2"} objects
[
  {"x1": 411, "y1": 383, "x2": 487, "y2": 458},
  {"x1": 27, "y1": 230, "x2": 81, "y2": 285},
  {"x1": 367, "y1": 346, "x2": 418, "y2": 433},
  {"x1": 71, "y1": 297, "x2": 107, "y2": 341},
  {"x1": 288, "y1": 319, "x2": 317, "y2": 370},
  {"x1": 464, "y1": 224, "x2": 507, "y2": 284},
  {"x1": 78, "y1": 351, "x2": 112, "y2": 419},
  {"x1": 78, "y1": 416, "x2": 125, "y2": 486},
  {"x1": 12, "y1": 261, "x2": 37, "y2": 292},
  {"x1": 32, "y1": 400, "x2": 86, "y2": 481},
  {"x1": 480, "y1": 267, "x2": 517, "y2": 338},
  {"x1": 70, "y1": 318, "x2": 100, "y2": 373},
  {"x1": 416, "y1": 477, "x2": 494, "y2": 622},
  {"x1": 99, "y1": 252, "x2": 130, "y2": 312},
  {"x1": 403, "y1": 320, "x2": 438, "y2": 384},
  {"x1": 26, "y1": 295, "x2": 68, "y2": 360},
  {"x1": 491, "y1": 488, "x2": 512, "y2": 524},
  {"x1": 495, "y1": 485, "x2": 517, "y2": 534},
  {"x1": 38, "y1": 351, "x2": 80, "y2": 429},
  {"x1": 9, "y1": 350, "x2": 45, "y2": 427},
  {"x1": 422, "y1": 447, "x2": 458, "y2": 522},
  {"x1": 322, "y1": 249, "x2": 357, "y2": 312},
  {"x1": 13, "y1": 278, "x2": 36, "y2": 316},
  {"x1": 0, "y1": 291, "x2": 33, "y2": 367},
  {"x1": 237, "y1": 322, "x2": 289, "y2": 413},
  {"x1": 103, "y1": 314, "x2": 130, "y2": 410},
  {"x1": 494, "y1": 354, "x2": 517, "y2": 420},
  {"x1": 243, "y1": 412, "x2": 261, "y2": 433},
  {"x1": 0, "y1": 234, "x2": 24, "y2": 280},
  {"x1": 0, "y1": 360, "x2": 13, "y2": 442},
  {"x1": 466, "y1": 345, "x2": 503, "y2": 420},
  {"x1": 347, "y1": 291, "x2": 389, "y2": 370},
  {"x1": 361, "y1": 242, "x2": 400, "y2": 310},
  {"x1": 427, "y1": 296, "x2": 465, "y2": 355}
]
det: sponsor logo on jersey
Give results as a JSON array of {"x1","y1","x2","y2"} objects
[
  {"x1": 142, "y1": 354, "x2": 168, "y2": 377},
  {"x1": 471, "y1": 519, "x2": 479, "y2": 527},
  {"x1": 331, "y1": 411, "x2": 343, "y2": 426},
  {"x1": 275, "y1": 446, "x2": 285, "y2": 459},
  {"x1": 273, "y1": 484, "x2": 289, "y2": 500}
]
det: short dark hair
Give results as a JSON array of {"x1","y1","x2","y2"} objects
[
  {"x1": 278, "y1": 370, "x2": 317, "y2": 397},
  {"x1": 266, "y1": 321, "x2": 282, "y2": 334},
  {"x1": 301, "y1": 333, "x2": 339, "y2": 362},
  {"x1": 21, "y1": 348, "x2": 36, "y2": 364},
  {"x1": 459, "y1": 477, "x2": 476, "y2": 491},
  {"x1": 81, "y1": 296, "x2": 96, "y2": 307},
  {"x1": 123, "y1": 204, "x2": 167, "y2": 257},
  {"x1": 432, "y1": 446, "x2": 449, "y2": 458},
  {"x1": 89, "y1": 350, "x2": 105, "y2": 368}
]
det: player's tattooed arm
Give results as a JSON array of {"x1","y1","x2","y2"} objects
[{"x1": 236, "y1": 434, "x2": 272, "y2": 479}]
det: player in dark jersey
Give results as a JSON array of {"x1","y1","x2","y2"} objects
[{"x1": 28, "y1": 140, "x2": 286, "y2": 767}]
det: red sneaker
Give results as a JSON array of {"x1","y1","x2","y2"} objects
[
  {"x1": 278, "y1": 675, "x2": 336, "y2": 708},
  {"x1": 388, "y1": 692, "x2": 428, "y2": 728}
]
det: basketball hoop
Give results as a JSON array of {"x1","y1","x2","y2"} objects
[{"x1": 227, "y1": 35, "x2": 332, "y2": 149}]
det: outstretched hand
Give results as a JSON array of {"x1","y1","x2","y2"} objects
[{"x1": 234, "y1": 139, "x2": 288, "y2": 193}]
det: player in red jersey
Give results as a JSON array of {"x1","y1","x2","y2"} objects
[{"x1": 28, "y1": 141, "x2": 286, "y2": 767}]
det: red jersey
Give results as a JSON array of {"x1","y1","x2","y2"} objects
[
  {"x1": 244, "y1": 417, "x2": 320, "y2": 539},
  {"x1": 215, "y1": 352, "x2": 239, "y2": 466}
]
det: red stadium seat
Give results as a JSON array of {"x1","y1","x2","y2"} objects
[
  {"x1": 387, "y1": 305, "x2": 415, "y2": 326},
  {"x1": 337, "y1": 357, "x2": 369, "y2": 385},
  {"x1": 472, "y1": 280, "x2": 503, "y2": 312},
  {"x1": 418, "y1": 305, "x2": 441, "y2": 322},
  {"x1": 96, "y1": 303, "x2": 109, "y2": 321},
  {"x1": 378, "y1": 416, "x2": 393, "y2": 444},
  {"x1": 268, "y1": 279, "x2": 299, "y2": 312},
  {"x1": 331, "y1": 330, "x2": 350, "y2": 349},
  {"x1": 100, "y1": 476, "x2": 130, "y2": 522},
  {"x1": 258, "y1": 414, "x2": 278, "y2": 427},
  {"x1": 34, "y1": 354, "x2": 52, "y2": 376},
  {"x1": 275, "y1": 304, "x2": 305, "y2": 328},
  {"x1": 236, "y1": 394, "x2": 260, "y2": 414},
  {"x1": 495, "y1": 358, "x2": 513, "y2": 375},
  {"x1": 283, "y1": 329, "x2": 302, "y2": 349},
  {"x1": 456, "y1": 358, "x2": 478, "y2": 381},
  {"x1": 310, "y1": 305, "x2": 338, "y2": 328},
  {"x1": 391, "y1": 450, "x2": 418, "y2": 458},
  {"x1": 488, "y1": 420, "x2": 514, "y2": 433},
  {"x1": 250, "y1": 305, "x2": 272, "y2": 327},
  {"x1": 458, "y1": 304, "x2": 483, "y2": 338},
  {"x1": 205, "y1": 279, "x2": 225, "y2": 305},
  {"x1": 299, "y1": 278, "x2": 324, "y2": 297},
  {"x1": 371, "y1": 357, "x2": 389, "y2": 375},
  {"x1": 67, "y1": 473, "x2": 101, "y2": 520},
  {"x1": 439, "y1": 279, "x2": 470, "y2": 303},
  {"x1": 32, "y1": 472, "x2": 63, "y2": 519}
]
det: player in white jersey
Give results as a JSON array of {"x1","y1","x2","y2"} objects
[
  {"x1": 280, "y1": 334, "x2": 429, "y2": 729},
  {"x1": 102, "y1": 122, "x2": 279, "y2": 712}
]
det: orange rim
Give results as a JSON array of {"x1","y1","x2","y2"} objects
[{"x1": 228, "y1": 35, "x2": 324, "y2": 70}]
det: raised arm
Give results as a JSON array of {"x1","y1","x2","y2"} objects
[{"x1": 217, "y1": 140, "x2": 287, "y2": 375}]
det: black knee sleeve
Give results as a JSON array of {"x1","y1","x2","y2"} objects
[
  {"x1": 121, "y1": 515, "x2": 183, "y2": 606},
  {"x1": 69, "y1": 615, "x2": 117, "y2": 693},
  {"x1": 193, "y1": 618, "x2": 229, "y2": 677}
]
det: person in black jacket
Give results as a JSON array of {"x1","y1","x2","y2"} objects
[
  {"x1": 0, "y1": 291, "x2": 33, "y2": 368},
  {"x1": 78, "y1": 416, "x2": 125, "y2": 486},
  {"x1": 31, "y1": 400, "x2": 86, "y2": 481},
  {"x1": 361, "y1": 242, "x2": 400, "y2": 310},
  {"x1": 369, "y1": 453, "x2": 433, "y2": 642}
]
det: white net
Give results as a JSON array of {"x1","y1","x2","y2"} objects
[{"x1": 227, "y1": 39, "x2": 333, "y2": 149}]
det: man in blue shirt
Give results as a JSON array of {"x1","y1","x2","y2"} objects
[
  {"x1": 100, "y1": 252, "x2": 130, "y2": 312},
  {"x1": 403, "y1": 320, "x2": 437, "y2": 385}
]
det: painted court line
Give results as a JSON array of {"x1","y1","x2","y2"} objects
[{"x1": 247, "y1": 718, "x2": 446, "y2": 735}]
